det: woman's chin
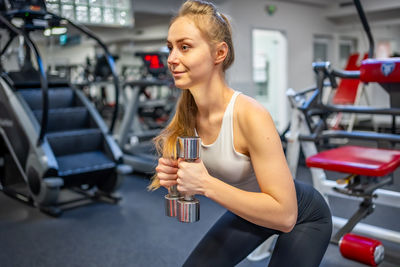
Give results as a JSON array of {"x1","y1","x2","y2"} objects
[{"x1": 173, "y1": 80, "x2": 190, "y2": 90}]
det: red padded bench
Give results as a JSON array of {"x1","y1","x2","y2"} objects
[
  {"x1": 306, "y1": 145, "x2": 400, "y2": 177},
  {"x1": 306, "y1": 145, "x2": 400, "y2": 245}
]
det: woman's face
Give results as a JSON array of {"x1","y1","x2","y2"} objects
[{"x1": 167, "y1": 16, "x2": 215, "y2": 89}]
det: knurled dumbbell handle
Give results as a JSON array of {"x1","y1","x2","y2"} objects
[
  {"x1": 181, "y1": 158, "x2": 196, "y2": 201},
  {"x1": 169, "y1": 185, "x2": 179, "y2": 197}
]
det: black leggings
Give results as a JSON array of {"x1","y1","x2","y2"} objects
[{"x1": 183, "y1": 181, "x2": 332, "y2": 267}]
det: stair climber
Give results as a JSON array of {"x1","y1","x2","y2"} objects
[{"x1": 0, "y1": 0, "x2": 132, "y2": 216}]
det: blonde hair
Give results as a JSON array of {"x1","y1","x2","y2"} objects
[{"x1": 148, "y1": 0, "x2": 234, "y2": 190}]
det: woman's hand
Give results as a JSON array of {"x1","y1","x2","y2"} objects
[
  {"x1": 176, "y1": 159, "x2": 210, "y2": 196},
  {"x1": 155, "y1": 158, "x2": 179, "y2": 189}
]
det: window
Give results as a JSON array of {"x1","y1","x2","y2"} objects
[
  {"x1": 46, "y1": 0, "x2": 132, "y2": 26},
  {"x1": 313, "y1": 36, "x2": 333, "y2": 62},
  {"x1": 339, "y1": 38, "x2": 357, "y2": 68}
]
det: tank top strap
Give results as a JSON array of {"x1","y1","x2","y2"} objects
[
  {"x1": 225, "y1": 91, "x2": 241, "y2": 118},
  {"x1": 217, "y1": 91, "x2": 241, "y2": 147}
]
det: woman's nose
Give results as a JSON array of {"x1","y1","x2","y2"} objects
[{"x1": 167, "y1": 49, "x2": 179, "y2": 65}]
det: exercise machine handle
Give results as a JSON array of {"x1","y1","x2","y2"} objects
[{"x1": 331, "y1": 69, "x2": 360, "y2": 80}]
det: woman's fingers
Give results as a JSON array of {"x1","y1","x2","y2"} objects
[
  {"x1": 156, "y1": 158, "x2": 179, "y2": 189},
  {"x1": 156, "y1": 158, "x2": 178, "y2": 174},
  {"x1": 155, "y1": 164, "x2": 178, "y2": 175},
  {"x1": 159, "y1": 179, "x2": 177, "y2": 188},
  {"x1": 159, "y1": 158, "x2": 178, "y2": 167},
  {"x1": 157, "y1": 171, "x2": 178, "y2": 181},
  {"x1": 175, "y1": 159, "x2": 209, "y2": 196},
  {"x1": 157, "y1": 171, "x2": 178, "y2": 187}
]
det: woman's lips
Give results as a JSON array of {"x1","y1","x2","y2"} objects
[{"x1": 172, "y1": 71, "x2": 186, "y2": 77}]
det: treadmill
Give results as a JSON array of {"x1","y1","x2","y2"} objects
[{"x1": 117, "y1": 52, "x2": 179, "y2": 174}]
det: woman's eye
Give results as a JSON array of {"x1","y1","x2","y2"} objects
[{"x1": 182, "y1": 44, "x2": 190, "y2": 51}]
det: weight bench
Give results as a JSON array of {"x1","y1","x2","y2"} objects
[{"x1": 306, "y1": 145, "x2": 400, "y2": 244}]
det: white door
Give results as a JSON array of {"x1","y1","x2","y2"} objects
[{"x1": 252, "y1": 29, "x2": 288, "y2": 133}]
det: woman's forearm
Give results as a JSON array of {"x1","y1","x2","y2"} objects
[{"x1": 203, "y1": 175, "x2": 297, "y2": 232}]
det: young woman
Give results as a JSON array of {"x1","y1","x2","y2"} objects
[{"x1": 151, "y1": 1, "x2": 332, "y2": 266}]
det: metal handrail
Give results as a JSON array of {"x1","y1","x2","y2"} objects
[{"x1": 48, "y1": 12, "x2": 120, "y2": 134}]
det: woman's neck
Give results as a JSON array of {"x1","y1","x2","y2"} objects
[{"x1": 189, "y1": 75, "x2": 233, "y2": 118}]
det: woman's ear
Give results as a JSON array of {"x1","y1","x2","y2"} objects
[{"x1": 214, "y1": 42, "x2": 228, "y2": 65}]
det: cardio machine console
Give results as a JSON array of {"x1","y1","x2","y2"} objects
[
  {"x1": 2, "y1": 0, "x2": 47, "y2": 15},
  {"x1": 0, "y1": 0, "x2": 48, "y2": 30}
]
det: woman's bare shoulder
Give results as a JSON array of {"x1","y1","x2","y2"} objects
[{"x1": 235, "y1": 93, "x2": 274, "y2": 129}]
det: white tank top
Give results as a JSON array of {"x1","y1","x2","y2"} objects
[{"x1": 197, "y1": 91, "x2": 261, "y2": 192}]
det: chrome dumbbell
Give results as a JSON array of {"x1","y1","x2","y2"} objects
[
  {"x1": 164, "y1": 137, "x2": 196, "y2": 218},
  {"x1": 176, "y1": 136, "x2": 200, "y2": 223},
  {"x1": 165, "y1": 184, "x2": 180, "y2": 217}
]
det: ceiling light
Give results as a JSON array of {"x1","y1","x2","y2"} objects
[{"x1": 44, "y1": 27, "x2": 67, "y2": 36}]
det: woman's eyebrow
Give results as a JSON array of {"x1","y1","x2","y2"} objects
[{"x1": 167, "y1": 38, "x2": 194, "y2": 44}]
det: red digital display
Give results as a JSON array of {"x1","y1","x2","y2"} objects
[{"x1": 144, "y1": 55, "x2": 164, "y2": 69}]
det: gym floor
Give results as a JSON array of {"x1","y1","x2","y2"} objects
[{"x1": 0, "y1": 164, "x2": 399, "y2": 267}]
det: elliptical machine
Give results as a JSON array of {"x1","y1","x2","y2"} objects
[{"x1": 0, "y1": 0, "x2": 131, "y2": 216}]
